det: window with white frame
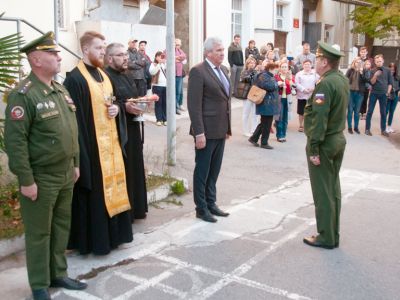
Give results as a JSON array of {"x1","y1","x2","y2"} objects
[
  {"x1": 231, "y1": 0, "x2": 242, "y2": 38},
  {"x1": 276, "y1": 4, "x2": 284, "y2": 30}
]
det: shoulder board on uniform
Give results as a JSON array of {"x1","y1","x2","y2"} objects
[
  {"x1": 17, "y1": 79, "x2": 33, "y2": 95},
  {"x1": 52, "y1": 79, "x2": 67, "y2": 93},
  {"x1": 53, "y1": 79, "x2": 63, "y2": 86}
]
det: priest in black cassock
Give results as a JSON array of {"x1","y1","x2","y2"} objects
[
  {"x1": 64, "y1": 31, "x2": 133, "y2": 255},
  {"x1": 104, "y1": 42, "x2": 149, "y2": 221}
]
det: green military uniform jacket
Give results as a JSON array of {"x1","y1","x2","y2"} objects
[
  {"x1": 4, "y1": 72, "x2": 79, "y2": 185},
  {"x1": 304, "y1": 69, "x2": 349, "y2": 155}
]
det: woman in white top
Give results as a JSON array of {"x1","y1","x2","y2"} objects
[
  {"x1": 240, "y1": 56, "x2": 259, "y2": 136},
  {"x1": 149, "y1": 51, "x2": 167, "y2": 126},
  {"x1": 295, "y1": 59, "x2": 319, "y2": 132}
]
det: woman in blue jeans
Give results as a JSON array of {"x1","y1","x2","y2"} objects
[
  {"x1": 386, "y1": 62, "x2": 399, "y2": 133},
  {"x1": 345, "y1": 57, "x2": 371, "y2": 134},
  {"x1": 149, "y1": 51, "x2": 167, "y2": 126},
  {"x1": 248, "y1": 62, "x2": 280, "y2": 149},
  {"x1": 274, "y1": 61, "x2": 295, "y2": 142}
]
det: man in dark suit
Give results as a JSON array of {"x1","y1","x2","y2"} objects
[{"x1": 187, "y1": 37, "x2": 232, "y2": 223}]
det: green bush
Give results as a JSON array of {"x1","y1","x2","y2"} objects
[
  {"x1": 170, "y1": 180, "x2": 186, "y2": 196},
  {"x1": 0, "y1": 181, "x2": 24, "y2": 240}
]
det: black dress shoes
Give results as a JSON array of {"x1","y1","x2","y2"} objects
[
  {"x1": 208, "y1": 206, "x2": 230, "y2": 217},
  {"x1": 32, "y1": 289, "x2": 51, "y2": 300},
  {"x1": 260, "y1": 144, "x2": 273, "y2": 150},
  {"x1": 248, "y1": 137, "x2": 259, "y2": 147},
  {"x1": 196, "y1": 211, "x2": 217, "y2": 223},
  {"x1": 50, "y1": 277, "x2": 88, "y2": 290},
  {"x1": 303, "y1": 236, "x2": 335, "y2": 249},
  {"x1": 354, "y1": 128, "x2": 360, "y2": 134}
]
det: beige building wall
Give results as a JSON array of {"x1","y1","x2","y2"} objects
[
  {"x1": 189, "y1": 0, "x2": 204, "y2": 67},
  {"x1": 316, "y1": 0, "x2": 354, "y2": 66},
  {"x1": 205, "y1": 0, "x2": 231, "y2": 67},
  {"x1": 0, "y1": 0, "x2": 85, "y2": 77}
]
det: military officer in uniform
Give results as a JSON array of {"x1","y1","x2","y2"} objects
[
  {"x1": 303, "y1": 42, "x2": 349, "y2": 250},
  {"x1": 4, "y1": 32, "x2": 87, "y2": 300}
]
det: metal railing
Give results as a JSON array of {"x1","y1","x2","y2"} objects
[{"x1": 0, "y1": 16, "x2": 81, "y2": 59}]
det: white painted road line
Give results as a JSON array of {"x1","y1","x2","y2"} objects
[
  {"x1": 194, "y1": 221, "x2": 313, "y2": 300},
  {"x1": 114, "y1": 265, "x2": 184, "y2": 300},
  {"x1": 215, "y1": 230, "x2": 241, "y2": 238},
  {"x1": 54, "y1": 290, "x2": 103, "y2": 300}
]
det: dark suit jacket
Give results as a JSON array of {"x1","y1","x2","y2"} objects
[{"x1": 187, "y1": 61, "x2": 232, "y2": 139}]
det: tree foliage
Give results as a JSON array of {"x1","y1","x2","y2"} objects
[
  {"x1": 0, "y1": 32, "x2": 23, "y2": 93},
  {"x1": 0, "y1": 32, "x2": 23, "y2": 153},
  {"x1": 349, "y1": 0, "x2": 400, "y2": 39}
]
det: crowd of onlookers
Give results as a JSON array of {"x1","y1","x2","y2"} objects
[
  {"x1": 126, "y1": 34, "x2": 399, "y2": 144},
  {"x1": 226, "y1": 35, "x2": 399, "y2": 148},
  {"x1": 126, "y1": 38, "x2": 187, "y2": 126}
]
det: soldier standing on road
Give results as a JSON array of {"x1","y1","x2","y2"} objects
[
  {"x1": 4, "y1": 32, "x2": 87, "y2": 300},
  {"x1": 303, "y1": 42, "x2": 349, "y2": 250}
]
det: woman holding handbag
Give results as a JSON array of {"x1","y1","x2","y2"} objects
[
  {"x1": 248, "y1": 61, "x2": 280, "y2": 149},
  {"x1": 275, "y1": 61, "x2": 295, "y2": 142},
  {"x1": 240, "y1": 56, "x2": 259, "y2": 136}
]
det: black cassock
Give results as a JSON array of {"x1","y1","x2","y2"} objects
[
  {"x1": 106, "y1": 66, "x2": 148, "y2": 221},
  {"x1": 64, "y1": 63, "x2": 133, "y2": 255}
]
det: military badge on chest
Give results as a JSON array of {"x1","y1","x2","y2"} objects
[
  {"x1": 314, "y1": 93, "x2": 325, "y2": 105},
  {"x1": 36, "y1": 100, "x2": 60, "y2": 119}
]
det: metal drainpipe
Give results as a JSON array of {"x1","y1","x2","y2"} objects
[
  {"x1": 203, "y1": 0, "x2": 206, "y2": 41},
  {"x1": 54, "y1": 0, "x2": 59, "y2": 43},
  {"x1": 17, "y1": 19, "x2": 21, "y2": 81},
  {"x1": 53, "y1": 0, "x2": 60, "y2": 81}
]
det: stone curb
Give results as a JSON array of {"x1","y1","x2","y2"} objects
[
  {"x1": 0, "y1": 177, "x2": 189, "y2": 260},
  {"x1": 0, "y1": 235, "x2": 24, "y2": 260},
  {"x1": 147, "y1": 176, "x2": 189, "y2": 204}
]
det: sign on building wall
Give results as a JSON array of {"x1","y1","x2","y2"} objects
[{"x1": 293, "y1": 18, "x2": 299, "y2": 29}]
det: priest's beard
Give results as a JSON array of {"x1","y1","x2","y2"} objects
[{"x1": 88, "y1": 53, "x2": 104, "y2": 68}]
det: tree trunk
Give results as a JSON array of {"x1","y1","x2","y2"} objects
[{"x1": 364, "y1": 34, "x2": 374, "y2": 55}]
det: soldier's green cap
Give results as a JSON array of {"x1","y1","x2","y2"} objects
[
  {"x1": 20, "y1": 31, "x2": 60, "y2": 54},
  {"x1": 316, "y1": 41, "x2": 343, "y2": 60}
]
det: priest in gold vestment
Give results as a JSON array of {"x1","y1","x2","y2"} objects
[{"x1": 64, "y1": 31, "x2": 133, "y2": 255}]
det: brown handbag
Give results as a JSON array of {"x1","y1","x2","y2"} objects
[{"x1": 247, "y1": 85, "x2": 266, "y2": 104}]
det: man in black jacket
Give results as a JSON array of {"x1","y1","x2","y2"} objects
[
  {"x1": 127, "y1": 39, "x2": 148, "y2": 96},
  {"x1": 228, "y1": 34, "x2": 244, "y2": 98},
  {"x1": 365, "y1": 54, "x2": 393, "y2": 136}
]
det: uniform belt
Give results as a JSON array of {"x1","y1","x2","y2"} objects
[{"x1": 32, "y1": 159, "x2": 74, "y2": 174}]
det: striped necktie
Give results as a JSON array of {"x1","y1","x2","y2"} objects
[{"x1": 215, "y1": 67, "x2": 230, "y2": 95}]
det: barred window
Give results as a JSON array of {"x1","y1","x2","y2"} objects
[{"x1": 231, "y1": 0, "x2": 242, "y2": 37}]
